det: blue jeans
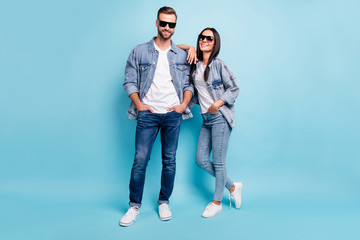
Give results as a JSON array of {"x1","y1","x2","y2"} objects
[
  {"x1": 196, "y1": 112, "x2": 234, "y2": 202},
  {"x1": 129, "y1": 110, "x2": 182, "y2": 208}
]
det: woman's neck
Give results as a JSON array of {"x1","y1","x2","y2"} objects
[{"x1": 202, "y1": 51, "x2": 211, "y2": 65}]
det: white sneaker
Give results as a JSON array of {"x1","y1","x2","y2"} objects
[
  {"x1": 119, "y1": 207, "x2": 139, "y2": 227},
  {"x1": 158, "y1": 203, "x2": 172, "y2": 221},
  {"x1": 229, "y1": 182, "x2": 242, "y2": 209},
  {"x1": 201, "y1": 202, "x2": 222, "y2": 218}
]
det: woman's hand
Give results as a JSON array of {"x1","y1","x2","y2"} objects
[
  {"x1": 207, "y1": 100, "x2": 225, "y2": 114},
  {"x1": 187, "y1": 46, "x2": 197, "y2": 65}
]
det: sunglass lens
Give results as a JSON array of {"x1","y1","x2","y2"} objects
[
  {"x1": 159, "y1": 20, "x2": 176, "y2": 28},
  {"x1": 199, "y1": 35, "x2": 214, "y2": 42}
]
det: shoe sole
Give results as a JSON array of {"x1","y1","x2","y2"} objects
[
  {"x1": 119, "y1": 220, "x2": 133, "y2": 227},
  {"x1": 202, "y1": 209, "x2": 222, "y2": 218},
  {"x1": 159, "y1": 216, "x2": 172, "y2": 221}
]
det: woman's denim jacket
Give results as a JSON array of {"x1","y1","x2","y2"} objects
[
  {"x1": 185, "y1": 58, "x2": 239, "y2": 128},
  {"x1": 123, "y1": 38, "x2": 194, "y2": 120}
]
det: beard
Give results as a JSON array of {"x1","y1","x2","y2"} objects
[{"x1": 158, "y1": 28, "x2": 174, "y2": 40}]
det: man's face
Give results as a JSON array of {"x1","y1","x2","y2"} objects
[{"x1": 156, "y1": 13, "x2": 176, "y2": 40}]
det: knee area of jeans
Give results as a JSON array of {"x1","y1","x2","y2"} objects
[
  {"x1": 212, "y1": 162, "x2": 226, "y2": 169},
  {"x1": 162, "y1": 158, "x2": 176, "y2": 167},
  {"x1": 132, "y1": 160, "x2": 149, "y2": 171},
  {"x1": 196, "y1": 157, "x2": 209, "y2": 168},
  {"x1": 134, "y1": 151, "x2": 150, "y2": 163},
  {"x1": 213, "y1": 162, "x2": 225, "y2": 166},
  {"x1": 162, "y1": 151, "x2": 176, "y2": 160}
]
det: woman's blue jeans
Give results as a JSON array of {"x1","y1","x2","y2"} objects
[
  {"x1": 129, "y1": 110, "x2": 182, "y2": 208},
  {"x1": 196, "y1": 112, "x2": 234, "y2": 202}
]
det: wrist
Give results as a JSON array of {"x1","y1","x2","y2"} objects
[
  {"x1": 180, "y1": 103, "x2": 187, "y2": 109},
  {"x1": 215, "y1": 100, "x2": 224, "y2": 108},
  {"x1": 135, "y1": 102, "x2": 144, "y2": 110},
  {"x1": 213, "y1": 102, "x2": 220, "y2": 109}
]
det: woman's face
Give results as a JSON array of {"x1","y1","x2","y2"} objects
[{"x1": 199, "y1": 29, "x2": 215, "y2": 53}]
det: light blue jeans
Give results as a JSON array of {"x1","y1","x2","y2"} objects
[{"x1": 196, "y1": 112, "x2": 234, "y2": 202}]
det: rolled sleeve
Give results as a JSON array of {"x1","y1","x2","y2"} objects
[
  {"x1": 123, "y1": 49, "x2": 139, "y2": 96},
  {"x1": 183, "y1": 66, "x2": 194, "y2": 94},
  {"x1": 219, "y1": 62, "x2": 239, "y2": 106}
]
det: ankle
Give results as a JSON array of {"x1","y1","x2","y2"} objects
[
  {"x1": 229, "y1": 185, "x2": 235, "y2": 193},
  {"x1": 212, "y1": 200, "x2": 221, "y2": 205}
]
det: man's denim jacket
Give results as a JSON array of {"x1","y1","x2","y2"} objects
[
  {"x1": 186, "y1": 58, "x2": 239, "y2": 128},
  {"x1": 123, "y1": 38, "x2": 194, "y2": 120}
]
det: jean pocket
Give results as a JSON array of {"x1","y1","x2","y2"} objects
[{"x1": 138, "y1": 110, "x2": 150, "y2": 116}]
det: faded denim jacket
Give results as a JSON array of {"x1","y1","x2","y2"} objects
[
  {"x1": 186, "y1": 58, "x2": 239, "y2": 128},
  {"x1": 123, "y1": 38, "x2": 194, "y2": 120}
]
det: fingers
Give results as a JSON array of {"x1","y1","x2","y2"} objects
[
  {"x1": 188, "y1": 55, "x2": 194, "y2": 64},
  {"x1": 206, "y1": 106, "x2": 219, "y2": 114},
  {"x1": 146, "y1": 106, "x2": 154, "y2": 113}
]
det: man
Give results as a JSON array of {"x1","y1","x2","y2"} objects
[{"x1": 120, "y1": 6, "x2": 193, "y2": 227}]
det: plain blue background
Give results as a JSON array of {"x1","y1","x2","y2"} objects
[{"x1": 1, "y1": 0, "x2": 359, "y2": 239}]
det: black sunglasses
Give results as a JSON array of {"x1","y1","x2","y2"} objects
[
  {"x1": 158, "y1": 20, "x2": 176, "y2": 29},
  {"x1": 199, "y1": 35, "x2": 214, "y2": 42}
]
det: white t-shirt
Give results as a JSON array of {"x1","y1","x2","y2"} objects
[
  {"x1": 142, "y1": 42, "x2": 180, "y2": 113},
  {"x1": 194, "y1": 64, "x2": 214, "y2": 113}
]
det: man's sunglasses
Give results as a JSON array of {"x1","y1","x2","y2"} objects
[
  {"x1": 199, "y1": 35, "x2": 215, "y2": 42},
  {"x1": 158, "y1": 20, "x2": 176, "y2": 29}
]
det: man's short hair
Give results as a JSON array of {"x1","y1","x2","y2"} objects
[{"x1": 157, "y1": 6, "x2": 177, "y2": 21}]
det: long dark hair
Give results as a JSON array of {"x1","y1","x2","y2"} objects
[{"x1": 190, "y1": 27, "x2": 221, "y2": 83}]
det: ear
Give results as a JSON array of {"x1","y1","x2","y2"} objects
[{"x1": 155, "y1": 19, "x2": 159, "y2": 27}]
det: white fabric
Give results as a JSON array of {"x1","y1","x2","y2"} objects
[
  {"x1": 142, "y1": 42, "x2": 180, "y2": 113},
  {"x1": 194, "y1": 64, "x2": 214, "y2": 113}
]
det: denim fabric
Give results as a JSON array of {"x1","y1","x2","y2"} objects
[
  {"x1": 196, "y1": 112, "x2": 233, "y2": 202},
  {"x1": 123, "y1": 38, "x2": 194, "y2": 120},
  {"x1": 129, "y1": 110, "x2": 182, "y2": 207},
  {"x1": 185, "y1": 58, "x2": 239, "y2": 128}
]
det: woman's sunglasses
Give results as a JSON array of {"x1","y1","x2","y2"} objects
[
  {"x1": 199, "y1": 35, "x2": 214, "y2": 42},
  {"x1": 158, "y1": 20, "x2": 176, "y2": 29}
]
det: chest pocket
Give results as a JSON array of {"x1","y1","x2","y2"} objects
[
  {"x1": 211, "y1": 79, "x2": 224, "y2": 99},
  {"x1": 176, "y1": 64, "x2": 189, "y2": 71},
  {"x1": 211, "y1": 79, "x2": 223, "y2": 88},
  {"x1": 139, "y1": 64, "x2": 151, "y2": 82},
  {"x1": 175, "y1": 64, "x2": 189, "y2": 84},
  {"x1": 140, "y1": 64, "x2": 150, "y2": 71}
]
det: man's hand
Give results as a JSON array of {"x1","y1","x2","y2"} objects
[
  {"x1": 129, "y1": 93, "x2": 154, "y2": 113},
  {"x1": 136, "y1": 103, "x2": 154, "y2": 113},
  {"x1": 168, "y1": 104, "x2": 186, "y2": 114}
]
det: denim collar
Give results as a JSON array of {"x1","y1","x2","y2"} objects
[
  {"x1": 196, "y1": 58, "x2": 217, "y2": 68},
  {"x1": 147, "y1": 37, "x2": 178, "y2": 54}
]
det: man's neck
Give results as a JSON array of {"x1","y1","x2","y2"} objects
[{"x1": 154, "y1": 36, "x2": 172, "y2": 51}]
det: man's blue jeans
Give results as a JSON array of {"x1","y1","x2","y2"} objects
[{"x1": 129, "y1": 110, "x2": 182, "y2": 208}]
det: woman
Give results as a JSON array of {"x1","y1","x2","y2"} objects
[{"x1": 180, "y1": 28, "x2": 242, "y2": 218}]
